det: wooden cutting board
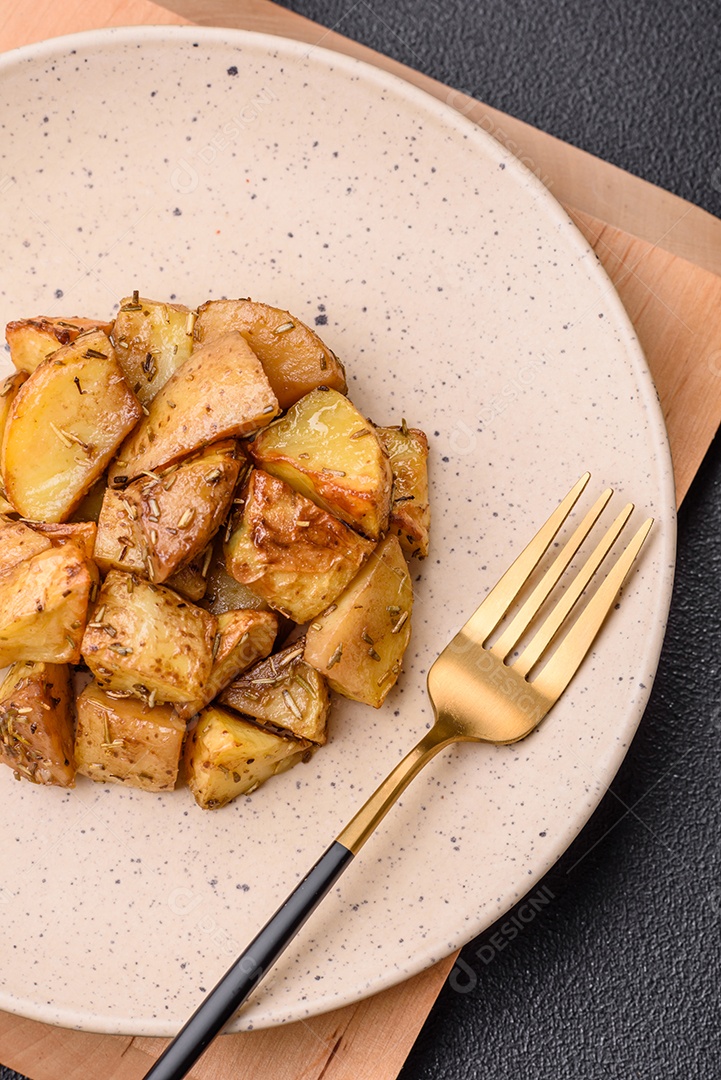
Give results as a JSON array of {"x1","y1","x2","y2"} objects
[{"x1": 1, "y1": 2, "x2": 720, "y2": 1078}]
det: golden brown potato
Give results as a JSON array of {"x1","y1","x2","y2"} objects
[
  {"x1": 376, "y1": 425, "x2": 430, "y2": 558},
  {"x1": 93, "y1": 486, "x2": 146, "y2": 574},
  {"x1": 125, "y1": 440, "x2": 241, "y2": 583},
  {"x1": 220, "y1": 638, "x2": 330, "y2": 745},
  {"x1": 174, "y1": 608, "x2": 278, "y2": 721},
  {"x1": 304, "y1": 534, "x2": 412, "y2": 707},
  {"x1": 111, "y1": 294, "x2": 195, "y2": 406},
  {"x1": 26, "y1": 520, "x2": 97, "y2": 561},
  {"x1": 5, "y1": 316, "x2": 114, "y2": 374},
  {"x1": 224, "y1": 469, "x2": 374, "y2": 623},
  {"x1": 2, "y1": 329, "x2": 143, "y2": 521},
  {"x1": 0, "y1": 542, "x2": 96, "y2": 665},
  {"x1": 0, "y1": 372, "x2": 28, "y2": 452},
  {"x1": 194, "y1": 298, "x2": 346, "y2": 410},
  {"x1": 108, "y1": 332, "x2": 278, "y2": 485},
  {"x1": 0, "y1": 519, "x2": 52, "y2": 575},
  {"x1": 0, "y1": 661, "x2": 75, "y2": 786},
  {"x1": 81, "y1": 570, "x2": 217, "y2": 704},
  {"x1": 75, "y1": 681, "x2": 185, "y2": 792},
  {"x1": 167, "y1": 553, "x2": 209, "y2": 602},
  {"x1": 185, "y1": 704, "x2": 312, "y2": 810},
  {"x1": 249, "y1": 388, "x2": 392, "y2": 540}
]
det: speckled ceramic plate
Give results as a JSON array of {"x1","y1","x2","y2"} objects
[{"x1": 0, "y1": 26, "x2": 675, "y2": 1035}]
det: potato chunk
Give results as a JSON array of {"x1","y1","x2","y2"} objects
[
  {"x1": 75, "y1": 681, "x2": 185, "y2": 792},
  {"x1": 27, "y1": 521, "x2": 97, "y2": 561},
  {"x1": 81, "y1": 570, "x2": 217, "y2": 704},
  {"x1": 0, "y1": 519, "x2": 52, "y2": 575},
  {"x1": 111, "y1": 295, "x2": 195, "y2": 406},
  {"x1": 175, "y1": 609, "x2": 278, "y2": 721},
  {"x1": 2, "y1": 329, "x2": 143, "y2": 521},
  {"x1": 194, "y1": 298, "x2": 346, "y2": 410},
  {"x1": 250, "y1": 388, "x2": 392, "y2": 540},
  {"x1": 109, "y1": 332, "x2": 278, "y2": 485},
  {"x1": 0, "y1": 372, "x2": 28, "y2": 449},
  {"x1": 0, "y1": 662, "x2": 75, "y2": 786},
  {"x1": 0, "y1": 542, "x2": 96, "y2": 666},
  {"x1": 220, "y1": 638, "x2": 330, "y2": 745},
  {"x1": 224, "y1": 469, "x2": 374, "y2": 623},
  {"x1": 93, "y1": 486, "x2": 146, "y2": 574},
  {"x1": 304, "y1": 534, "x2": 412, "y2": 707},
  {"x1": 185, "y1": 704, "x2": 311, "y2": 810},
  {"x1": 5, "y1": 316, "x2": 113, "y2": 374},
  {"x1": 376, "y1": 425, "x2": 430, "y2": 558}
]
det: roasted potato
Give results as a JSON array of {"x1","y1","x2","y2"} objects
[
  {"x1": 0, "y1": 542, "x2": 96, "y2": 666},
  {"x1": 2, "y1": 329, "x2": 143, "y2": 521},
  {"x1": 75, "y1": 681, "x2": 185, "y2": 792},
  {"x1": 93, "y1": 486, "x2": 146, "y2": 574},
  {"x1": 224, "y1": 469, "x2": 375, "y2": 623},
  {"x1": 220, "y1": 638, "x2": 330, "y2": 745},
  {"x1": 167, "y1": 553, "x2": 209, "y2": 602},
  {"x1": 5, "y1": 316, "x2": 114, "y2": 374},
  {"x1": 111, "y1": 294, "x2": 195, "y2": 406},
  {"x1": 304, "y1": 534, "x2": 412, "y2": 707},
  {"x1": 250, "y1": 388, "x2": 392, "y2": 540},
  {"x1": 174, "y1": 608, "x2": 278, "y2": 721},
  {"x1": 376, "y1": 425, "x2": 430, "y2": 558},
  {"x1": 109, "y1": 332, "x2": 278, "y2": 485},
  {"x1": 194, "y1": 298, "x2": 346, "y2": 410},
  {"x1": 185, "y1": 704, "x2": 312, "y2": 810},
  {"x1": 26, "y1": 520, "x2": 97, "y2": 561},
  {"x1": 0, "y1": 372, "x2": 28, "y2": 451},
  {"x1": 81, "y1": 570, "x2": 217, "y2": 704},
  {"x1": 202, "y1": 543, "x2": 273, "y2": 614},
  {"x1": 0, "y1": 661, "x2": 75, "y2": 786},
  {"x1": 125, "y1": 440, "x2": 241, "y2": 583},
  {"x1": 0, "y1": 519, "x2": 52, "y2": 575}
]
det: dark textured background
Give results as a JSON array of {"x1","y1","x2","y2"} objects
[{"x1": 2, "y1": 1, "x2": 720, "y2": 1078}]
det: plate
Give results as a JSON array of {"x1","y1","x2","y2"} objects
[{"x1": 0, "y1": 27, "x2": 675, "y2": 1034}]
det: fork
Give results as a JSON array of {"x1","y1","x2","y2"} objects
[{"x1": 144, "y1": 473, "x2": 653, "y2": 1080}]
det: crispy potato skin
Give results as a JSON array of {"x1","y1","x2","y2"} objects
[
  {"x1": 0, "y1": 373, "x2": 28, "y2": 460},
  {"x1": 249, "y1": 388, "x2": 392, "y2": 540},
  {"x1": 75, "y1": 681, "x2": 185, "y2": 792},
  {"x1": 81, "y1": 570, "x2": 217, "y2": 704},
  {"x1": 0, "y1": 661, "x2": 75, "y2": 786},
  {"x1": 194, "y1": 299, "x2": 346, "y2": 410},
  {"x1": 220, "y1": 638, "x2": 330, "y2": 745},
  {"x1": 376, "y1": 426, "x2": 430, "y2": 558},
  {"x1": 185, "y1": 704, "x2": 311, "y2": 810},
  {"x1": 5, "y1": 317, "x2": 114, "y2": 374},
  {"x1": 0, "y1": 542, "x2": 96, "y2": 665},
  {"x1": 174, "y1": 608, "x2": 278, "y2": 721},
  {"x1": 304, "y1": 534, "x2": 412, "y2": 707},
  {"x1": 109, "y1": 332, "x2": 279, "y2": 484},
  {"x1": 224, "y1": 469, "x2": 375, "y2": 623},
  {"x1": 111, "y1": 296, "x2": 194, "y2": 406},
  {"x1": 2, "y1": 329, "x2": 143, "y2": 521}
]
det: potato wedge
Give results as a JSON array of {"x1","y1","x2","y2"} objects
[
  {"x1": 5, "y1": 316, "x2": 114, "y2": 374},
  {"x1": 0, "y1": 372, "x2": 28, "y2": 452},
  {"x1": 81, "y1": 570, "x2": 217, "y2": 704},
  {"x1": 194, "y1": 298, "x2": 346, "y2": 410},
  {"x1": 224, "y1": 469, "x2": 374, "y2": 623},
  {"x1": 304, "y1": 534, "x2": 412, "y2": 707},
  {"x1": 126, "y1": 440, "x2": 241, "y2": 583},
  {"x1": 75, "y1": 681, "x2": 185, "y2": 792},
  {"x1": 111, "y1": 294, "x2": 195, "y2": 407},
  {"x1": 185, "y1": 704, "x2": 311, "y2": 810},
  {"x1": 220, "y1": 638, "x2": 330, "y2": 745},
  {"x1": 0, "y1": 542, "x2": 96, "y2": 665},
  {"x1": 2, "y1": 329, "x2": 143, "y2": 521},
  {"x1": 109, "y1": 332, "x2": 278, "y2": 485},
  {"x1": 26, "y1": 520, "x2": 97, "y2": 561},
  {"x1": 249, "y1": 388, "x2": 392, "y2": 540},
  {"x1": 0, "y1": 519, "x2": 52, "y2": 575},
  {"x1": 376, "y1": 425, "x2": 430, "y2": 558},
  {"x1": 175, "y1": 609, "x2": 278, "y2": 721},
  {"x1": 0, "y1": 661, "x2": 75, "y2": 786}
]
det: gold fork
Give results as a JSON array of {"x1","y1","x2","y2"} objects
[{"x1": 145, "y1": 473, "x2": 653, "y2": 1080}]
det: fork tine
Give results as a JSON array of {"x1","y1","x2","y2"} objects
[
  {"x1": 461, "y1": 472, "x2": 591, "y2": 644},
  {"x1": 513, "y1": 503, "x2": 634, "y2": 678},
  {"x1": 490, "y1": 487, "x2": 613, "y2": 661},
  {"x1": 530, "y1": 517, "x2": 653, "y2": 701}
]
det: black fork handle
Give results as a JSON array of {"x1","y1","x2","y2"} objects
[{"x1": 143, "y1": 841, "x2": 353, "y2": 1080}]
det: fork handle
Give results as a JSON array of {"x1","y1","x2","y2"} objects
[{"x1": 143, "y1": 721, "x2": 456, "y2": 1080}]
